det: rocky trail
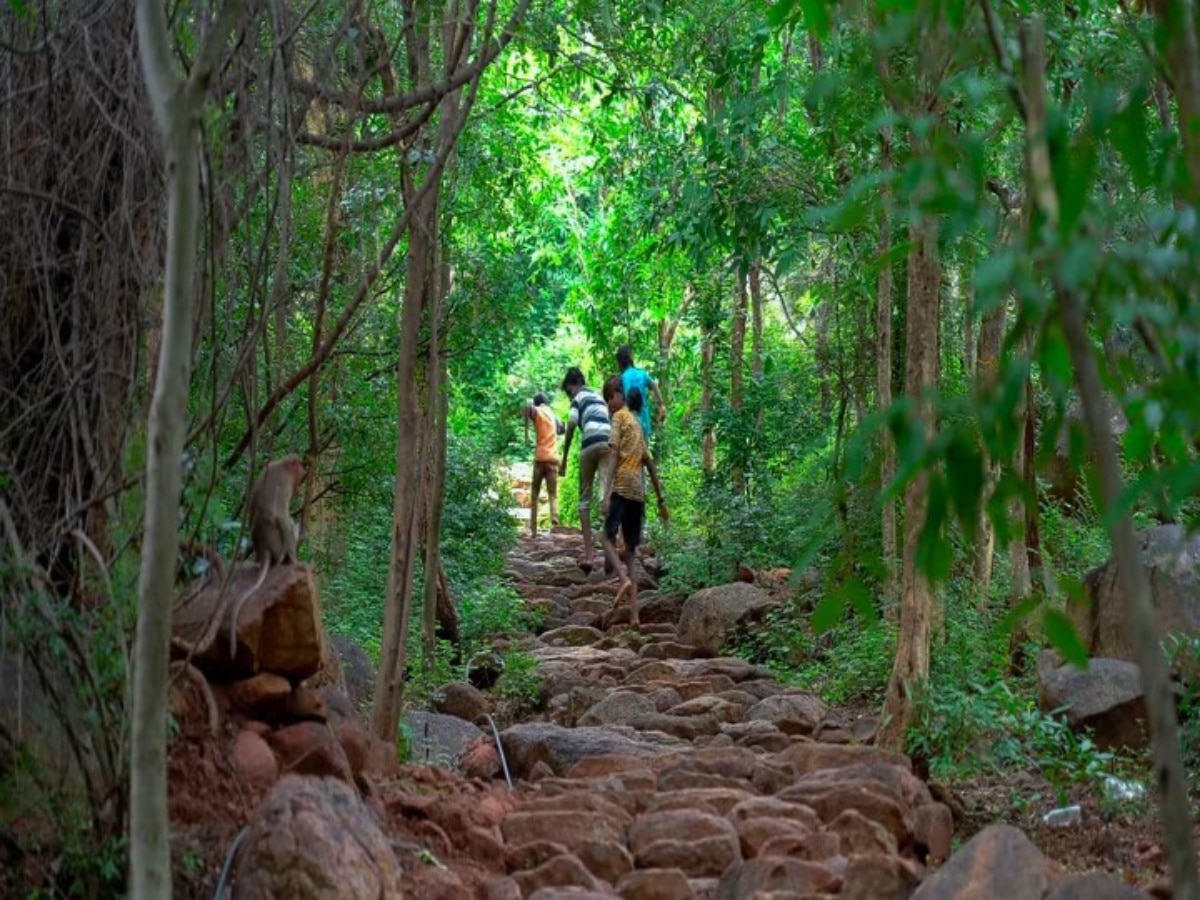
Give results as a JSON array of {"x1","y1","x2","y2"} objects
[{"x1": 169, "y1": 487, "x2": 1164, "y2": 898}]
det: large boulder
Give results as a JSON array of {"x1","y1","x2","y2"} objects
[
  {"x1": 329, "y1": 634, "x2": 375, "y2": 711},
  {"x1": 500, "y1": 723, "x2": 658, "y2": 778},
  {"x1": 1036, "y1": 651, "x2": 1148, "y2": 748},
  {"x1": 233, "y1": 776, "x2": 402, "y2": 899},
  {"x1": 403, "y1": 711, "x2": 485, "y2": 766},
  {"x1": 173, "y1": 563, "x2": 324, "y2": 681},
  {"x1": 675, "y1": 583, "x2": 779, "y2": 656},
  {"x1": 1074, "y1": 524, "x2": 1200, "y2": 664},
  {"x1": 433, "y1": 682, "x2": 491, "y2": 724},
  {"x1": 912, "y1": 824, "x2": 1055, "y2": 900},
  {"x1": 579, "y1": 692, "x2": 658, "y2": 727},
  {"x1": 745, "y1": 693, "x2": 826, "y2": 736}
]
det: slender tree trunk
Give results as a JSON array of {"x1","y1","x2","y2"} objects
[
  {"x1": 1009, "y1": 331, "x2": 1033, "y2": 608},
  {"x1": 750, "y1": 260, "x2": 764, "y2": 432},
  {"x1": 130, "y1": 0, "x2": 242, "y2": 894},
  {"x1": 878, "y1": 212, "x2": 940, "y2": 751},
  {"x1": 374, "y1": 174, "x2": 434, "y2": 737},
  {"x1": 1153, "y1": 0, "x2": 1200, "y2": 201},
  {"x1": 701, "y1": 325, "x2": 716, "y2": 473},
  {"x1": 877, "y1": 131, "x2": 897, "y2": 612},
  {"x1": 373, "y1": 0, "x2": 482, "y2": 740},
  {"x1": 1019, "y1": 19, "x2": 1199, "y2": 895},
  {"x1": 422, "y1": 257, "x2": 449, "y2": 670},
  {"x1": 961, "y1": 270, "x2": 976, "y2": 380},
  {"x1": 730, "y1": 269, "x2": 747, "y2": 492},
  {"x1": 974, "y1": 300, "x2": 1006, "y2": 604}
]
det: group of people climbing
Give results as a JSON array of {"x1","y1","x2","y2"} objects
[{"x1": 522, "y1": 346, "x2": 669, "y2": 628}]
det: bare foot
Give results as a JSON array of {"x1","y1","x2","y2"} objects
[
  {"x1": 628, "y1": 618, "x2": 640, "y2": 630},
  {"x1": 613, "y1": 577, "x2": 633, "y2": 608}
]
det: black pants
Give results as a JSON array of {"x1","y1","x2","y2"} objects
[{"x1": 604, "y1": 494, "x2": 644, "y2": 552}]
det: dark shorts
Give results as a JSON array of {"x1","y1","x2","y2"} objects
[{"x1": 604, "y1": 494, "x2": 644, "y2": 552}]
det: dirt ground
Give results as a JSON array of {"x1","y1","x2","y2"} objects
[{"x1": 955, "y1": 767, "x2": 1178, "y2": 894}]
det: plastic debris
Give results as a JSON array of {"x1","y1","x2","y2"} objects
[{"x1": 1042, "y1": 805, "x2": 1082, "y2": 827}]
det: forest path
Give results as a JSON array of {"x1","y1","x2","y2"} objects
[{"x1": 421, "y1": 524, "x2": 963, "y2": 898}]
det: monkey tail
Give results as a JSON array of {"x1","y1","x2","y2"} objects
[{"x1": 229, "y1": 560, "x2": 270, "y2": 660}]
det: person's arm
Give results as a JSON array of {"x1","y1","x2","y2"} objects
[
  {"x1": 559, "y1": 421, "x2": 576, "y2": 475},
  {"x1": 604, "y1": 426, "x2": 621, "y2": 514},
  {"x1": 524, "y1": 405, "x2": 533, "y2": 445},
  {"x1": 644, "y1": 454, "x2": 669, "y2": 526},
  {"x1": 651, "y1": 378, "x2": 666, "y2": 425}
]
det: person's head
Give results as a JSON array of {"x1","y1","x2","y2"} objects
[
  {"x1": 603, "y1": 375, "x2": 624, "y2": 413},
  {"x1": 561, "y1": 367, "x2": 585, "y2": 398},
  {"x1": 533, "y1": 391, "x2": 549, "y2": 406},
  {"x1": 616, "y1": 346, "x2": 634, "y2": 371},
  {"x1": 626, "y1": 386, "x2": 644, "y2": 415}
]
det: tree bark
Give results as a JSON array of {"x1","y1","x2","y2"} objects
[
  {"x1": 730, "y1": 270, "x2": 747, "y2": 492},
  {"x1": 373, "y1": 0, "x2": 483, "y2": 741},
  {"x1": 422, "y1": 257, "x2": 449, "y2": 670},
  {"x1": 1009, "y1": 331, "x2": 1033, "y2": 607},
  {"x1": 1152, "y1": 0, "x2": 1200, "y2": 201},
  {"x1": 1020, "y1": 18, "x2": 1199, "y2": 896},
  {"x1": 876, "y1": 131, "x2": 897, "y2": 612},
  {"x1": 878, "y1": 213, "x2": 940, "y2": 751},
  {"x1": 701, "y1": 324, "x2": 716, "y2": 473},
  {"x1": 130, "y1": 0, "x2": 243, "y2": 894},
  {"x1": 750, "y1": 259, "x2": 764, "y2": 432},
  {"x1": 974, "y1": 299, "x2": 1006, "y2": 604}
]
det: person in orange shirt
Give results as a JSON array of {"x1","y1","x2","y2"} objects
[
  {"x1": 601, "y1": 377, "x2": 668, "y2": 628},
  {"x1": 523, "y1": 392, "x2": 564, "y2": 537}
]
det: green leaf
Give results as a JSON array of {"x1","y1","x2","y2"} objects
[
  {"x1": 1123, "y1": 419, "x2": 1155, "y2": 465},
  {"x1": 1039, "y1": 322, "x2": 1072, "y2": 390},
  {"x1": 766, "y1": 0, "x2": 798, "y2": 28},
  {"x1": 1111, "y1": 87, "x2": 1153, "y2": 189},
  {"x1": 811, "y1": 591, "x2": 845, "y2": 635},
  {"x1": 801, "y1": 0, "x2": 831, "y2": 38},
  {"x1": 945, "y1": 432, "x2": 984, "y2": 540},
  {"x1": 1043, "y1": 608, "x2": 1089, "y2": 668},
  {"x1": 1000, "y1": 593, "x2": 1043, "y2": 634}
]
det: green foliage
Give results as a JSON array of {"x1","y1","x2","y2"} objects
[
  {"x1": 907, "y1": 680, "x2": 1114, "y2": 798},
  {"x1": 457, "y1": 582, "x2": 541, "y2": 658},
  {"x1": 1164, "y1": 633, "x2": 1200, "y2": 774},
  {"x1": 494, "y1": 649, "x2": 543, "y2": 710},
  {"x1": 731, "y1": 605, "x2": 896, "y2": 705},
  {"x1": 0, "y1": 549, "x2": 133, "y2": 898}
]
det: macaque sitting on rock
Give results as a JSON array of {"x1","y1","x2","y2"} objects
[{"x1": 229, "y1": 455, "x2": 306, "y2": 658}]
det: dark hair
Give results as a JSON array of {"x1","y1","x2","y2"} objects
[
  {"x1": 626, "y1": 386, "x2": 644, "y2": 414},
  {"x1": 561, "y1": 367, "x2": 585, "y2": 394},
  {"x1": 617, "y1": 346, "x2": 634, "y2": 369},
  {"x1": 533, "y1": 392, "x2": 549, "y2": 406},
  {"x1": 602, "y1": 375, "x2": 624, "y2": 401}
]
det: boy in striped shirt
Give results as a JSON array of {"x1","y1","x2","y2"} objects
[{"x1": 559, "y1": 367, "x2": 612, "y2": 571}]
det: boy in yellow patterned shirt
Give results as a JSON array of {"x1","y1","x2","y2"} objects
[{"x1": 601, "y1": 377, "x2": 668, "y2": 628}]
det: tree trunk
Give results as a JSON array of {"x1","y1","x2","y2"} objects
[
  {"x1": 422, "y1": 258, "x2": 449, "y2": 670},
  {"x1": 750, "y1": 259, "x2": 764, "y2": 431},
  {"x1": 130, "y1": 0, "x2": 242, "y2": 894},
  {"x1": 701, "y1": 324, "x2": 716, "y2": 473},
  {"x1": 1018, "y1": 18, "x2": 1199, "y2": 894},
  {"x1": 878, "y1": 213, "x2": 940, "y2": 751},
  {"x1": 961, "y1": 269, "x2": 976, "y2": 379},
  {"x1": 1009, "y1": 332, "x2": 1033, "y2": 609},
  {"x1": 1153, "y1": 0, "x2": 1200, "y2": 202},
  {"x1": 373, "y1": 0, "x2": 481, "y2": 741},
  {"x1": 730, "y1": 270, "x2": 747, "y2": 491},
  {"x1": 876, "y1": 131, "x2": 897, "y2": 612},
  {"x1": 974, "y1": 300, "x2": 1006, "y2": 604}
]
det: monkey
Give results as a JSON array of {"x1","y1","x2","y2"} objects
[{"x1": 229, "y1": 455, "x2": 306, "y2": 659}]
